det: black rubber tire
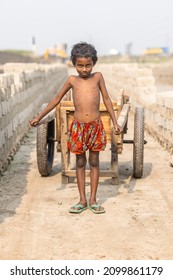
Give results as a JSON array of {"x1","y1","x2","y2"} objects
[
  {"x1": 133, "y1": 107, "x2": 144, "y2": 178},
  {"x1": 36, "y1": 120, "x2": 55, "y2": 176}
]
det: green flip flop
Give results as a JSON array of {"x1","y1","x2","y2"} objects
[
  {"x1": 88, "y1": 203, "x2": 105, "y2": 214},
  {"x1": 69, "y1": 204, "x2": 87, "y2": 214}
]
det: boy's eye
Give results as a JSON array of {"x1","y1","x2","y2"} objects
[{"x1": 77, "y1": 64, "x2": 92, "y2": 68}]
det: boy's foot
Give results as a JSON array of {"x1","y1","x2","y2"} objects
[
  {"x1": 69, "y1": 203, "x2": 87, "y2": 214},
  {"x1": 88, "y1": 203, "x2": 105, "y2": 214}
]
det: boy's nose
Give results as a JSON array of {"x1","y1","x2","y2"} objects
[{"x1": 82, "y1": 66, "x2": 87, "y2": 71}]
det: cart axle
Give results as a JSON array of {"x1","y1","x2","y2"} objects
[{"x1": 123, "y1": 139, "x2": 147, "y2": 144}]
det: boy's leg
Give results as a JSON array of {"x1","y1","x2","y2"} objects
[
  {"x1": 75, "y1": 153, "x2": 87, "y2": 205},
  {"x1": 69, "y1": 153, "x2": 87, "y2": 213},
  {"x1": 88, "y1": 151, "x2": 99, "y2": 204},
  {"x1": 88, "y1": 151, "x2": 105, "y2": 213}
]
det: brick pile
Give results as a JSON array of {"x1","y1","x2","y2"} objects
[
  {"x1": 96, "y1": 63, "x2": 173, "y2": 155},
  {"x1": 0, "y1": 63, "x2": 67, "y2": 173}
]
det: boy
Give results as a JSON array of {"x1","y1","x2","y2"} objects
[{"x1": 30, "y1": 42, "x2": 121, "y2": 214}]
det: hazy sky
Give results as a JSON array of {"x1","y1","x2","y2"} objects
[{"x1": 0, "y1": 0, "x2": 173, "y2": 55}]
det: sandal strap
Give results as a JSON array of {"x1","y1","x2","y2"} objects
[
  {"x1": 72, "y1": 204, "x2": 86, "y2": 209},
  {"x1": 89, "y1": 204, "x2": 101, "y2": 208}
]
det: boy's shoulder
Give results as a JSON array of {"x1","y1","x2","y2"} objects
[
  {"x1": 93, "y1": 71, "x2": 102, "y2": 75},
  {"x1": 93, "y1": 72, "x2": 104, "y2": 82},
  {"x1": 68, "y1": 74, "x2": 77, "y2": 79},
  {"x1": 67, "y1": 74, "x2": 78, "y2": 83},
  {"x1": 93, "y1": 71, "x2": 103, "y2": 78}
]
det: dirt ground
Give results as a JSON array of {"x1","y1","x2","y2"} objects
[{"x1": 0, "y1": 110, "x2": 173, "y2": 260}]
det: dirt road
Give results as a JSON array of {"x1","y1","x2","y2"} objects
[{"x1": 0, "y1": 110, "x2": 173, "y2": 260}]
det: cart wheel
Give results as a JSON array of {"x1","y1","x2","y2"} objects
[
  {"x1": 36, "y1": 119, "x2": 55, "y2": 176},
  {"x1": 133, "y1": 107, "x2": 144, "y2": 178}
]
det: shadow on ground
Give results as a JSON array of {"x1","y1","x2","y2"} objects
[{"x1": 0, "y1": 130, "x2": 35, "y2": 223}]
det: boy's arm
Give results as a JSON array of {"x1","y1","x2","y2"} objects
[
  {"x1": 98, "y1": 73, "x2": 122, "y2": 134},
  {"x1": 29, "y1": 77, "x2": 72, "y2": 126}
]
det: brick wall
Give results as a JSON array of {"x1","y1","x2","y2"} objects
[
  {"x1": 0, "y1": 63, "x2": 67, "y2": 173},
  {"x1": 150, "y1": 63, "x2": 173, "y2": 86},
  {"x1": 96, "y1": 63, "x2": 173, "y2": 154}
]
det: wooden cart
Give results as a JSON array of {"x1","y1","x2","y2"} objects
[{"x1": 36, "y1": 90, "x2": 145, "y2": 184}]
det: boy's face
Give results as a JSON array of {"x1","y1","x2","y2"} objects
[{"x1": 75, "y1": 57, "x2": 94, "y2": 78}]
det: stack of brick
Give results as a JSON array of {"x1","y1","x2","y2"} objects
[
  {"x1": 96, "y1": 63, "x2": 173, "y2": 155},
  {"x1": 96, "y1": 63, "x2": 156, "y2": 105},
  {"x1": 152, "y1": 91, "x2": 173, "y2": 153},
  {"x1": 0, "y1": 63, "x2": 67, "y2": 173},
  {"x1": 151, "y1": 63, "x2": 173, "y2": 86}
]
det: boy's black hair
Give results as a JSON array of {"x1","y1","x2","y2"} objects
[{"x1": 70, "y1": 42, "x2": 98, "y2": 66}]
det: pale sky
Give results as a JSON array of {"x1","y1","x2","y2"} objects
[{"x1": 0, "y1": 0, "x2": 173, "y2": 55}]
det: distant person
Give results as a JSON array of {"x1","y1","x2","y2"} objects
[{"x1": 29, "y1": 42, "x2": 122, "y2": 214}]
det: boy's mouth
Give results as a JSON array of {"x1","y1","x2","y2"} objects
[{"x1": 81, "y1": 72, "x2": 88, "y2": 76}]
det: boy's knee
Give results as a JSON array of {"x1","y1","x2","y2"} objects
[
  {"x1": 89, "y1": 157, "x2": 99, "y2": 168},
  {"x1": 76, "y1": 156, "x2": 86, "y2": 168}
]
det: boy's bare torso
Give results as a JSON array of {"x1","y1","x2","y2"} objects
[{"x1": 69, "y1": 72, "x2": 101, "y2": 123}]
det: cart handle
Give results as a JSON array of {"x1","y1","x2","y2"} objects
[{"x1": 117, "y1": 103, "x2": 130, "y2": 130}]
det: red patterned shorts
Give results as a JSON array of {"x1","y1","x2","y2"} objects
[{"x1": 67, "y1": 118, "x2": 107, "y2": 154}]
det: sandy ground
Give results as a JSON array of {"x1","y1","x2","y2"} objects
[{"x1": 0, "y1": 110, "x2": 173, "y2": 260}]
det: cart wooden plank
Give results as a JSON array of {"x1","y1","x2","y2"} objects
[
  {"x1": 61, "y1": 169, "x2": 119, "y2": 177},
  {"x1": 117, "y1": 103, "x2": 130, "y2": 130}
]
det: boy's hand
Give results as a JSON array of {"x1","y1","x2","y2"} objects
[
  {"x1": 29, "y1": 117, "x2": 40, "y2": 127},
  {"x1": 113, "y1": 124, "x2": 122, "y2": 135}
]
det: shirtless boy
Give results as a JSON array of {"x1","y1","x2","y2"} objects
[{"x1": 30, "y1": 42, "x2": 121, "y2": 214}]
